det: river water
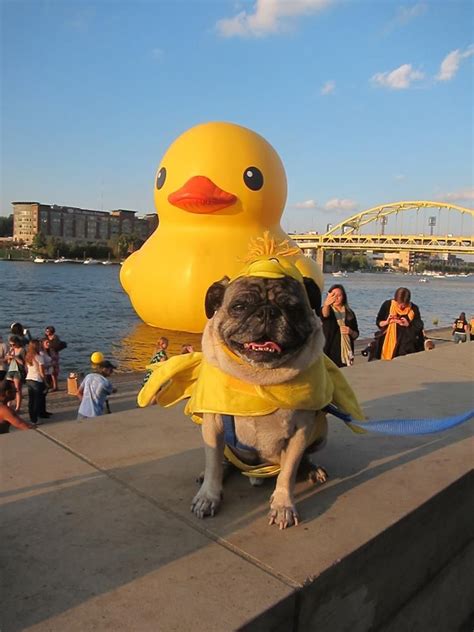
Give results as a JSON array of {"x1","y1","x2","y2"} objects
[{"x1": 1, "y1": 260, "x2": 472, "y2": 374}]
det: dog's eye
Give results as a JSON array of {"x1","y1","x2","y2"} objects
[
  {"x1": 243, "y1": 166, "x2": 264, "y2": 191},
  {"x1": 156, "y1": 167, "x2": 166, "y2": 190},
  {"x1": 230, "y1": 302, "x2": 247, "y2": 312}
]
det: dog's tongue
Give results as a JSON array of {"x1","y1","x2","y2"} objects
[{"x1": 244, "y1": 341, "x2": 282, "y2": 353}]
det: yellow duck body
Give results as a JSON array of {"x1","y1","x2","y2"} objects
[{"x1": 120, "y1": 121, "x2": 323, "y2": 333}]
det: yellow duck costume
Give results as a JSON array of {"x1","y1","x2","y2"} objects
[{"x1": 138, "y1": 240, "x2": 364, "y2": 477}]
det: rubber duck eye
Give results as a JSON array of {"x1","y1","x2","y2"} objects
[
  {"x1": 243, "y1": 166, "x2": 264, "y2": 191},
  {"x1": 156, "y1": 167, "x2": 167, "y2": 190}
]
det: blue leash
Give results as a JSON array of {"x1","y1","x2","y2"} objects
[{"x1": 324, "y1": 404, "x2": 474, "y2": 436}]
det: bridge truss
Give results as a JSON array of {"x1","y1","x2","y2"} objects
[{"x1": 293, "y1": 201, "x2": 474, "y2": 255}]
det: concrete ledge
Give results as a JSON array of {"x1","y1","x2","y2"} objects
[
  {"x1": 242, "y1": 471, "x2": 473, "y2": 631},
  {"x1": 1, "y1": 343, "x2": 473, "y2": 631}
]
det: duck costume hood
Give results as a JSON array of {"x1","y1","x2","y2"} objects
[{"x1": 137, "y1": 233, "x2": 365, "y2": 476}]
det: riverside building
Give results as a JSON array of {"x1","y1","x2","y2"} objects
[{"x1": 12, "y1": 202, "x2": 157, "y2": 245}]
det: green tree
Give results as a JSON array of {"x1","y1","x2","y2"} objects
[
  {"x1": 0, "y1": 215, "x2": 13, "y2": 237},
  {"x1": 45, "y1": 237, "x2": 62, "y2": 258},
  {"x1": 31, "y1": 232, "x2": 47, "y2": 253}
]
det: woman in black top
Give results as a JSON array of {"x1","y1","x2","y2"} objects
[
  {"x1": 373, "y1": 287, "x2": 424, "y2": 360},
  {"x1": 321, "y1": 284, "x2": 359, "y2": 367},
  {"x1": 452, "y1": 312, "x2": 468, "y2": 344}
]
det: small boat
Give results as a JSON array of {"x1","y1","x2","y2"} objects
[
  {"x1": 419, "y1": 278, "x2": 428, "y2": 283},
  {"x1": 102, "y1": 260, "x2": 113, "y2": 265},
  {"x1": 34, "y1": 257, "x2": 46, "y2": 263},
  {"x1": 332, "y1": 271, "x2": 347, "y2": 278},
  {"x1": 83, "y1": 258, "x2": 100, "y2": 265}
]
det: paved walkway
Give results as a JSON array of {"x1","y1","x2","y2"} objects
[{"x1": 1, "y1": 342, "x2": 473, "y2": 631}]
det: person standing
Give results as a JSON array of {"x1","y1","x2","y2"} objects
[
  {"x1": 44, "y1": 326, "x2": 67, "y2": 391},
  {"x1": 452, "y1": 312, "x2": 469, "y2": 344},
  {"x1": 373, "y1": 287, "x2": 424, "y2": 361},
  {"x1": 321, "y1": 284, "x2": 359, "y2": 367},
  {"x1": 40, "y1": 338, "x2": 55, "y2": 390},
  {"x1": 77, "y1": 360, "x2": 117, "y2": 419},
  {"x1": 24, "y1": 340, "x2": 47, "y2": 425},
  {"x1": 6, "y1": 336, "x2": 26, "y2": 412}
]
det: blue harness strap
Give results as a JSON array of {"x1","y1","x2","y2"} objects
[
  {"x1": 222, "y1": 414, "x2": 258, "y2": 453},
  {"x1": 324, "y1": 404, "x2": 474, "y2": 436}
]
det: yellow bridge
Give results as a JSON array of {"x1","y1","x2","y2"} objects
[{"x1": 292, "y1": 201, "x2": 474, "y2": 268}]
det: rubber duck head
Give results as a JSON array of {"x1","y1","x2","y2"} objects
[{"x1": 154, "y1": 121, "x2": 287, "y2": 227}]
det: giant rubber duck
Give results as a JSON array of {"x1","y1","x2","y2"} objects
[{"x1": 120, "y1": 121, "x2": 323, "y2": 333}]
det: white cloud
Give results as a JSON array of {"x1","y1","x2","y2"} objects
[
  {"x1": 398, "y1": 2, "x2": 427, "y2": 21},
  {"x1": 394, "y1": 3, "x2": 427, "y2": 26},
  {"x1": 436, "y1": 188, "x2": 474, "y2": 203},
  {"x1": 436, "y1": 45, "x2": 474, "y2": 82},
  {"x1": 394, "y1": 174, "x2": 406, "y2": 181},
  {"x1": 321, "y1": 80, "x2": 335, "y2": 95},
  {"x1": 371, "y1": 63, "x2": 424, "y2": 90},
  {"x1": 293, "y1": 199, "x2": 318, "y2": 209},
  {"x1": 324, "y1": 198, "x2": 358, "y2": 212},
  {"x1": 216, "y1": 0, "x2": 333, "y2": 38},
  {"x1": 382, "y1": 3, "x2": 427, "y2": 35}
]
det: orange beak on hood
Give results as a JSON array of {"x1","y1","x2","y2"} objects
[{"x1": 168, "y1": 176, "x2": 237, "y2": 214}]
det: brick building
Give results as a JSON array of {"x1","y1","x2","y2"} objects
[{"x1": 12, "y1": 202, "x2": 157, "y2": 245}]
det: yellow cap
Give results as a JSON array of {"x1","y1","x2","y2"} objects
[
  {"x1": 90, "y1": 351, "x2": 105, "y2": 364},
  {"x1": 231, "y1": 256, "x2": 304, "y2": 284}
]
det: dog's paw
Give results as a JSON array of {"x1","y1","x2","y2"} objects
[
  {"x1": 268, "y1": 489, "x2": 299, "y2": 529},
  {"x1": 308, "y1": 464, "x2": 328, "y2": 485},
  {"x1": 268, "y1": 505, "x2": 300, "y2": 529},
  {"x1": 191, "y1": 487, "x2": 222, "y2": 519}
]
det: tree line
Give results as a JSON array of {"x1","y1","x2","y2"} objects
[{"x1": 29, "y1": 232, "x2": 145, "y2": 260}]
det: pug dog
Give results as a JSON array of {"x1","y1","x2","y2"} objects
[{"x1": 191, "y1": 272, "x2": 328, "y2": 529}]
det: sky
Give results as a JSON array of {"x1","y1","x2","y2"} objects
[{"x1": 1, "y1": 0, "x2": 473, "y2": 234}]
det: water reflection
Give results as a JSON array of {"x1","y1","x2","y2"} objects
[{"x1": 113, "y1": 323, "x2": 202, "y2": 372}]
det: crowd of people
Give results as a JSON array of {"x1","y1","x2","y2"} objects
[
  {"x1": 0, "y1": 323, "x2": 67, "y2": 433},
  {"x1": 1, "y1": 290, "x2": 470, "y2": 434}
]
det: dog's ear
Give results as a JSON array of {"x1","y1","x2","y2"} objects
[
  {"x1": 303, "y1": 277, "x2": 322, "y2": 316},
  {"x1": 205, "y1": 277, "x2": 230, "y2": 319}
]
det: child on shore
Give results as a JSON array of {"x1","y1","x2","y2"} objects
[
  {"x1": 143, "y1": 337, "x2": 169, "y2": 385},
  {"x1": 77, "y1": 360, "x2": 117, "y2": 419}
]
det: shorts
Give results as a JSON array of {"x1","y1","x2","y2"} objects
[{"x1": 6, "y1": 370, "x2": 21, "y2": 381}]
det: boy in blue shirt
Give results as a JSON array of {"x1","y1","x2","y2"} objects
[{"x1": 77, "y1": 360, "x2": 117, "y2": 419}]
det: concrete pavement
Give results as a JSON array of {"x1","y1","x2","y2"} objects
[{"x1": 1, "y1": 342, "x2": 473, "y2": 631}]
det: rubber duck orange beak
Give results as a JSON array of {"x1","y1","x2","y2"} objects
[{"x1": 168, "y1": 176, "x2": 237, "y2": 214}]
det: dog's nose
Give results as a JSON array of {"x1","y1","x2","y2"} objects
[{"x1": 255, "y1": 305, "x2": 281, "y2": 321}]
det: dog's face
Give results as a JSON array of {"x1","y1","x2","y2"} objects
[{"x1": 205, "y1": 274, "x2": 321, "y2": 369}]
